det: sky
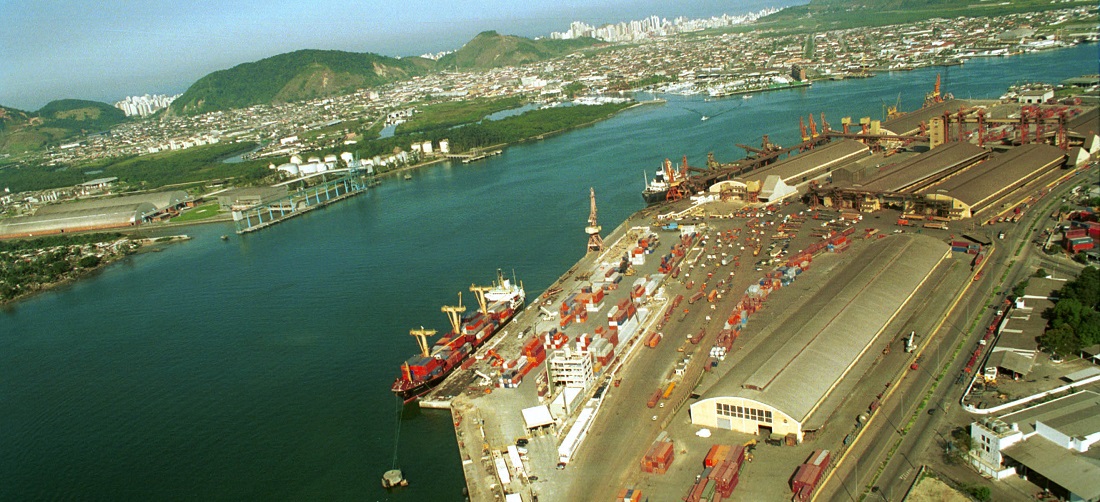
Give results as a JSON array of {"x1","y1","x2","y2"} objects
[{"x1": 0, "y1": 0, "x2": 795, "y2": 111}]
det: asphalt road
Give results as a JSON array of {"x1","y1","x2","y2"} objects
[{"x1": 820, "y1": 166, "x2": 1096, "y2": 502}]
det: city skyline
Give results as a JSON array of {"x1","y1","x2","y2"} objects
[{"x1": 0, "y1": 0, "x2": 793, "y2": 111}]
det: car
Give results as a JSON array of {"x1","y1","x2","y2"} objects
[
  {"x1": 927, "y1": 408, "x2": 936, "y2": 415},
  {"x1": 556, "y1": 462, "x2": 566, "y2": 470},
  {"x1": 528, "y1": 476, "x2": 539, "y2": 482},
  {"x1": 516, "y1": 438, "x2": 529, "y2": 447}
]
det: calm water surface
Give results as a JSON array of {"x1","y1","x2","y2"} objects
[{"x1": 1, "y1": 43, "x2": 1095, "y2": 500}]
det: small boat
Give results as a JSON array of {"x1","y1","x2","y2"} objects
[
  {"x1": 220, "y1": 235, "x2": 229, "y2": 241},
  {"x1": 403, "y1": 173, "x2": 412, "y2": 180}
]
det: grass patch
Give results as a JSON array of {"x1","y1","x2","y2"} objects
[
  {"x1": 395, "y1": 96, "x2": 524, "y2": 135},
  {"x1": 171, "y1": 202, "x2": 222, "y2": 222}
]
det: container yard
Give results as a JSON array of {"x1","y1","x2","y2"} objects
[{"x1": 406, "y1": 90, "x2": 1097, "y2": 501}]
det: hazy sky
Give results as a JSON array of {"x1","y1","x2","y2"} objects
[{"x1": 0, "y1": 0, "x2": 794, "y2": 110}]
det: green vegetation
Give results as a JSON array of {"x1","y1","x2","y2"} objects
[
  {"x1": 170, "y1": 201, "x2": 222, "y2": 222},
  {"x1": 170, "y1": 49, "x2": 432, "y2": 115},
  {"x1": 396, "y1": 96, "x2": 524, "y2": 135},
  {"x1": 36, "y1": 99, "x2": 127, "y2": 132},
  {"x1": 1040, "y1": 266, "x2": 1100, "y2": 355},
  {"x1": 0, "y1": 142, "x2": 272, "y2": 192},
  {"x1": 752, "y1": 0, "x2": 1097, "y2": 36},
  {"x1": 963, "y1": 483, "x2": 992, "y2": 502},
  {"x1": 0, "y1": 100, "x2": 127, "y2": 155},
  {"x1": 0, "y1": 232, "x2": 131, "y2": 302},
  {"x1": 436, "y1": 31, "x2": 601, "y2": 70},
  {"x1": 444, "y1": 102, "x2": 633, "y2": 152}
]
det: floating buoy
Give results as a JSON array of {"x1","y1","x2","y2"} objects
[{"x1": 382, "y1": 469, "x2": 408, "y2": 488}]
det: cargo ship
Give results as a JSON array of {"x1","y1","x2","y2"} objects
[
  {"x1": 642, "y1": 165, "x2": 670, "y2": 205},
  {"x1": 392, "y1": 270, "x2": 525, "y2": 403}
]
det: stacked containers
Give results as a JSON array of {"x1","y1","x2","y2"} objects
[
  {"x1": 640, "y1": 440, "x2": 674, "y2": 474},
  {"x1": 791, "y1": 449, "x2": 830, "y2": 501}
]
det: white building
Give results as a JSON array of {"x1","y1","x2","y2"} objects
[
  {"x1": 548, "y1": 346, "x2": 593, "y2": 389},
  {"x1": 969, "y1": 391, "x2": 1100, "y2": 501}
]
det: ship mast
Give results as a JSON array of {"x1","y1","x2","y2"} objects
[
  {"x1": 441, "y1": 293, "x2": 466, "y2": 335},
  {"x1": 409, "y1": 327, "x2": 435, "y2": 358},
  {"x1": 586, "y1": 187, "x2": 604, "y2": 253}
]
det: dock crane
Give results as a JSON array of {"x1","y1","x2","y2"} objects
[
  {"x1": 441, "y1": 293, "x2": 466, "y2": 335},
  {"x1": 586, "y1": 187, "x2": 604, "y2": 253},
  {"x1": 409, "y1": 327, "x2": 436, "y2": 358}
]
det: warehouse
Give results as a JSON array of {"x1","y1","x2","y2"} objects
[
  {"x1": 856, "y1": 142, "x2": 989, "y2": 193},
  {"x1": 919, "y1": 143, "x2": 1065, "y2": 220},
  {"x1": 970, "y1": 391, "x2": 1100, "y2": 501},
  {"x1": 0, "y1": 190, "x2": 191, "y2": 239},
  {"x1": 0, "y1": 202, "x2": 157, "y2": 239},
  {"x1": 690, "y1": 234, "x2": 949, "y2": 441},
  {"x1": 216, "y1": 187, "x2": 287, "y2": 210},
  {"x1": 740, "y1": 139, "x2": 871, "y2": 202},
  {"x1": 35, "y1": 190, "x2": 191, "y2": 216},
  {"x1": 880, "y1": 99, "x2": 969, "y2": 136}
]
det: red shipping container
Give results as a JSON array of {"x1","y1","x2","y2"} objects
[{"x1": 791, "y1": 463, "x2": 823, "y2": 493}]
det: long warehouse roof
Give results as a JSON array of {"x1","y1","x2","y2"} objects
[
  {"x1": 0, "y1": 202, "x2": 156, "y2": 236},
  {"x1": 702, "y1": 233, "x2": 948, "y2": 425},
  {"x1": 881, "y1": 99, "x2": 969, "y2": 136},
  {"x1": 857, "y1": 142, "x2": 989, "y2": 193},
  {"x1": 919, "y1": 143, "x2": 1064, "y2": 209},
  {"x1": 36, "y1": 190, "x2": 190, "y2": 215},
  {"x1": 1067, "y1": 107, "x2": 1099, "y2": 135},
  {"x1": 745, "y1": 139, "x2": 870, "y2": 186}
]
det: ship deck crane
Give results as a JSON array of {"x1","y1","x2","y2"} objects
[
  {"x1": 441, "y1": 293, "x2": 466, "y2": 335},
  {"x1": 409, "y1": 327, "x2": 436, "y2": 358},
  {"x1": 469, "y1": 284, "x2": 491, "y2": 316},
  {"x1": 586, "y1": 187, "x2": 604, "y2": 253}
]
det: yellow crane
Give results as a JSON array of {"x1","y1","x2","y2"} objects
[
  {"x1": 441, "y1": 293, "x2": 467, "y2": 334},
  {"x1": 409, "y1": 327, "x2": 436, "y2": 358},
  {"x1": 469, "y1": 284, "x2": 491, "y2": 316}
]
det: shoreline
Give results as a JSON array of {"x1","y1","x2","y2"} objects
[{"x1": 0, "y1": 234, "x2": 190, "y2": 308}]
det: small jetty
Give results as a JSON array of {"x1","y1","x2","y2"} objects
[{"x1": 445, "y1": 149, "x2": 503, "y2": 164}]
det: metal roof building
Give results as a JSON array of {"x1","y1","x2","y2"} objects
[
  {"x1": 0, "y1": 202, "x2": 156, "y2": 239},
  {"x1": 857, "y1": 142, "x2": 989, "y2": 193},
  {"x1": 35, "y1": 191, "x2": 190, "y2": 215},
  {"x1": 970, "y1": 391, "x2": 1100, "y2": 500},
  {"x1": 740, "y1": 139, "x2": 870, "y2": 202},
  {"x1": 875, "y1": 98, "x2": 972, "y2": 136},
  {"x1": 0, "y1": 190, "x2": 190, "y2": 239},
  {"x1": 919, "y1": 143, "x2": 1065, "y2": 219},
  {"x1": 881, "y1": 99, "x2": 969, "y2": 136},
  {"x1": 690, "y1": 233, "x2": 949, "y2": 441}
]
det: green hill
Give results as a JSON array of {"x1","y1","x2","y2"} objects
[
  {"x1": 0, "y1": 101, "x2": 125, "y2": 155},
  {"x1": 36, "y1": 99, "x2": 127, "y2": 132},
  {"x1": 436, "y1": 31, "x2": 601, "y2": 70},
  {"x1": 169, "y1": 49, "x2": 432, "y2": 115}
]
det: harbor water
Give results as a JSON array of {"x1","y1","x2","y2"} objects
[{"x1": 1, "y1": 43, "x2": 1096, "y2": 500}]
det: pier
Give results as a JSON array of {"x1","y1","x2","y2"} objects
[
  {"x1": 233, "y1": 171, "x2": 370, "y2": 234},
  {"x1": 445, "y1": 149, "x2": 503, "y2": 164}
]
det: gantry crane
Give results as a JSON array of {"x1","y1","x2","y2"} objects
[
  {"x1": 409, "y1": 327, "x2": 436, "y2": 358},
  {"x1": 586, "y1": 187, "x2": 604, "y2": 253},
  {"x1": 441, "y1": 293, "x2": 466, "y2": 335}
]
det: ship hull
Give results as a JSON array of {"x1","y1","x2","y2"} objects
[
  {"x1": 392, "y1": 285, "x2": 523, "y2": 403},
  {"x1": 642, "y1": 189, "x2": 668, "y2": 205}
]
